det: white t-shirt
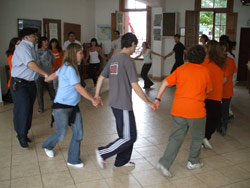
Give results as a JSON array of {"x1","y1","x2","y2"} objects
[
  {"x1": 111, "y1": 39, "x2": 121, "y2": 55},
  {"x1": 63, "y1": 40, "x2": 82, "y2": 51},
  {"x1": 142, "y1": 49, "x2": 152, "y2": 64}
]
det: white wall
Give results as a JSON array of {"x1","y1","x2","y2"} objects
[
  {"x1": 94, "y1": 0, "x2": 119, "y2": 54},
  {"x1": 162, "y1": 0, "x2": 195, "y2": 76},
  {"x1": 0, "y1": 0, "x2": 95, "y2": 93}
]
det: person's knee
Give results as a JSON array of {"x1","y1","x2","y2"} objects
[{"x1": 57, "y1": 131, "x2": 67, "y2": 142}]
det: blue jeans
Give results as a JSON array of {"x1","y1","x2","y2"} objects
[{"x1": 42, "y1": 108, "x2": 83, "y2": 164}]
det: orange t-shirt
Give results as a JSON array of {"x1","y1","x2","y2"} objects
[
  {"x1": 201, "y1": 57, "x2": 227, "y2": 101},
  {"x1": 166, "y1": 62, "x2": 212, "y2": 118},
  {"x1": 223, "y1": 56, "x2": 237, "y2": 98},
  {"x1": 51, "y1": 49, "x2": 64, "y2": 73},
  {"x1": 8, "y1": 54, "x2": 13, "y2": 88}
]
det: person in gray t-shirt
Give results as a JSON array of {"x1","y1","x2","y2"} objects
[
  {"x1": 94, "y1": 33, "x2": 156, "y2": 169},
  {"x1": 36, "y1": 37, "x2": 57, "y2": 113}
]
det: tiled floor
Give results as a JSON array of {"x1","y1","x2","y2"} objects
[{"x1": 0, "y1": 79, "x2": 250, "y2": 188}]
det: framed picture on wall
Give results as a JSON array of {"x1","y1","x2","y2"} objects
[
  {"x1": 180, "y1": 27, "x2": 185, "y2": 37},
  {"x1": 154, "y1": 29, "x2": 161, "y2": 41},
  {"x1": 18, "y1": 19, "x2": 42, "y2": 38},
  {"x1": 154, "y1": 14, "x2": 162, "y2": 27}
]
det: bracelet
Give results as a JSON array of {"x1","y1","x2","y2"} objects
[{"x1": 155, "y1": 98, "x2": 161, "y2": 102}]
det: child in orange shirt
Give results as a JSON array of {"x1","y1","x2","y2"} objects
[
  {"x1": 217, "y1": 42, "x2": 237, "y2": 136},
  {"x1": 49, "y1": 38, "x2": 64, "y2": 91},
  {"x1": 154, "y1": 45, "x2": 212, "y2": 177},
  {"x1": 6, "y1": 38, "x2": 21, "y2": 88},
  {"x1": 201, "y1": 40, "x2": 227, "y2": 149}
]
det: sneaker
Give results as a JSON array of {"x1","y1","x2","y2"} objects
[
  {"x1": 95, "y1": 149, "x2": 105, "y2": 169},
  {"x1": 123, "y1": 161, "x2": 135, "y2": 167},
  {"x1": 203, "y1": 138, "x2": 213, "y2": 149},
  {"x1": 44, "y1": 148, "x2": 54, "y2": 158},
  {"x1": 186, "y1": 161, "x2": 203, "y2": 170},
  {"x1": 156, "y1": 162, "x2": 172, "y2": 177},
  {"x1": 17, "y1": 135, "x2": 29, "y2": 148},
  {"x1": 67, "y1": 162, "x2": 84, "y2": 168}
]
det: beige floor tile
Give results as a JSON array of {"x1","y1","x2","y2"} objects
[
  {"x1": 236, "y1": 160, "x2": 250, "y2": 173},
  {"x1": 106, "y1": 174, "x2": 142, "y2": 188},
  {"x1": 57, "y1": 185, "x2": 76, "y2": 188},
  {"x1": 169, "y1": 176, "x2": 209, "y2": 188},
  {"x1": 0, "y1": 167, "x2": 10, "y2": 181},
  {"x1": 39, "y1": 159, "x2": 68, "y2": 174},
  {"x1": 132, "y1": 169, "x2": 169, "y2": 187},
  {"x1": 70, "y1": 167, "x2": 103, "y2": 184},
  {"x1": 221, "y1": 149, "x2": 250, "y2": 164},
  {"x1": 98, "y1": 163, "x2": 131, "y2": 178},
  {"x1": 195, "y1": 171, "x2": 232, "y2": 188},
  {"x1": 217, "y1": 165, "x2": 250, "y2": 183},
  {"x1": 76, "y1": 179, "x2": 109, "y2": 188},
  {"x1": 11, "y1": 162, "x2": 40, "y2": 179},
  {"x1": 219, "y1": 179, "x2": 250, "y2": 188},
  {"x1": 42, "y1": 171, "x2": 74, "y2": 188},
  {"x1": 11, "y1": 175, "x2": 43, "y2": 188},
  {"x1": 0, "y1": 181, "x2": 10, "y2": 188}
]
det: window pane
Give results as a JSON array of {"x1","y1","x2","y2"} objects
[
  {"x1": 199, "y1": 11, "x2": 213, "y2": 40},
  {"x1": 221, "y1": 13, "x2": 226, "y2": 25},
  {"x1": 135, "y1": 1, "x2": 146, "y2": 8},
  {"x1": 126, "y1": 0, "x2": 146, "y2": 9},
  {"x1": 215, "y1": 26, "x2": 220, "y2": 37},
  {"x1": 201, "y1": 0, "x2": 213, "y2": 8},
  {"x1": 215, "y1": 13, "x2": 221, "y2": 25},
  {"x1": 214, "y1": 0, "x2": 227, "y2": 8},
  {"x1": 221, "y1": 25, "x2": 226, "y2": 35}
]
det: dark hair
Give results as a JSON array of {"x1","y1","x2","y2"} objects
[
  {"x1": 121, "y1": 33, "x2": 138, "y2": 49},
  {"x1": 48, "y1": 38, "x2": 62, "y2": 52},
  {"x1": 90, "y1": 38, "x2": 98, "y2": 47},
  {"x1": 219, "y1": 35, "x2": 229, "y2": 43},
  {"x1": 68, "y1": 32, "x2": 75, "y2": 36},
  {"x1": 6, "y1": 37, "x2": 20, "y2": 57},
  {"x1": 207, "y1": 40, "x2": 226, "y2": 69},
  {"x1": 174, "y1": 34, "x2": 180, "y2": 39},
  {"x1": 229, "y1": 41, "x2": 236, "y2": 51},
  {"x1": 220, "y1": 41, "x2": 229, "y2": 52},
  {"x1": 187, "y1": 45, "x2": 206, "y2": 64},
  {"x1": 114, "y1": 30, "x2": 120, "y2": 35},
  {"x1": 38, "y1": 36, "x2": 48, "y2": 49},
  {"x1": 143, "y1": 41, "x2": 150, "y2": 49},
  {"x1": 201, "y1": 34, "x2": 209, "y2": 43}
]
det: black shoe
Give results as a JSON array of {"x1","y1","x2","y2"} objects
[
  {"x1": 25, "y1": 136, "x2": 32, "y2": 142},
  {"x1": 17, "y1": 135, "x2": 29, "y2": 148}
]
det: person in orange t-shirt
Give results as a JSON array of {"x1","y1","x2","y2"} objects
[
  {"x1": 201, "y1": 40, "x2": 227, "y2": 150},
  {"x1": 6, "y1": 37, "x2": 21, "y2": 88},
  {"x1": 49, "y1": 38, "x2": 63, "y2": 91},
  {"x1": 154, "y1": 45, "x2": 212, "y2": 177},
  {"x1": 217, "y1": 41, "x2": 238, "y2": 136}
]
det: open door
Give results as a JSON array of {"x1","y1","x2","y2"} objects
[
  {"x1": 63, "y1": 23, "x2": 81, "y2": 42},
  {"x1": 226, "y1": 13, "x2": 238, "y2": 41},
  {"x1": 43, "y1": 18, "x2": 62, "y2": 46},
  {"x1": 185, "y1": 11, "x2": 199, "y2": 50}
]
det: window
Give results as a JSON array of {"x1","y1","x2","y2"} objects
[
  {"x1": 196, "y1": 0, "x2": 234, "y2": 41},
  {"x1": 120, "y1": 0, "x2": 151, "y2": 58}
]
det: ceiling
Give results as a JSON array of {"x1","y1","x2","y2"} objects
[{"x1": 136, "y1": 0, "x2": 165, "y2": 7}]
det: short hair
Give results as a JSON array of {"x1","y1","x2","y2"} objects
[
  {"x1": 6, "y1": 37, "x2": 20, "y2": 57},
  {"x1": 48, "y1": 38, "x2": 62, "y2": 52},
  {"x1": 90, "y1": 38, "x2": 98, "y2": 46},
  {"x1": 114, "y1": 30, "x2": 120, "y2": 35},
  {"x1": 187, "y1": 45, "x2": 206, "y2": 64},
  {"x1": 174, "y1": 34, "x2": 180, "y2": 39},
  {"x1": 143, "y1": 41, "x2": 150, "y2": 49},
  {"x1": 201, "y1": 34, "x2": 209, "y2": 42},
  {"x1": 219, "y1": 35, "x2": 229, "y2": 43},
  {"x1": 68, "y1": 32, "x2": 75, "y2": 36},
  {"x1": 121, "y1": 32, "x2": 138, "y2": 49},
  {"x1": 38, "y1": 36, "x2": 48, "y2": 49}
]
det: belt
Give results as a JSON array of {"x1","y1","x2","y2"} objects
[{"x1": 12, "y1": 77, "x2": 35, "y2": 84}]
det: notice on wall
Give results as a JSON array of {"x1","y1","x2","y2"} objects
[{"x1": 49, "y1": 23, "x2": 58, "y2": 39}]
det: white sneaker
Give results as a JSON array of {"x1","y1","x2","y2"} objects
[
  {"x1": 44, "y1": 148, "x2": 54, "y2": 158},
  {"x1": 67, "y1": 162, "x2": 84, "y2": 168},
  {"x1": 186, "y1": 161, "x2": 203, "y2": 170},
  {"x1": 156, "y1": 162, "x2": 172, "y2": 177},
  {"x1": 203, "y1": 138, "x2": 213, "y2": 149},
  {"x1": 114, "y1": 161, "x2": 135, "y2": 167},
  {"x1": 95, "y1": 149, "x2": 105, "y2": 169}
]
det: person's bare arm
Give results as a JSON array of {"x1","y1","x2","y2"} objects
[
  {"x1": 154, "y1": 79, "x2": 169, "y2": 109},
  {"x1": 98, "y1": 47, "x2": 107, "y2": 61},
  {"x1": 164, "y1": 50, "x2": 175, "y2": 59},
  {"x1": 27, "y1": 61, "x2": 48, "y2": 77},
  {"x1": 151, "y1": 50, "x2": 165, "y2": 58},
  {"x1": 44, "y1": 72, "x2": 58, "y2": 82},
  {"x1": 107, "y1": 48, "x2": 114, "y2": 60},
  {"x1": 94, "y1": 75, "x2": 105, "y2": 106},
  {"x1": 74, "y1": 83, "x2": 100, "y2": 107},
  {"x1": 131, "y1": 82, "x2": 156, "y2": 111},
  {"x1": 133, "y1": 52, "x2": 142, "y2": 60}
]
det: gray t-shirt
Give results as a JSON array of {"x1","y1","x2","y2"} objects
[
  {"x1": 101, "y1": 53, "x2": 138, "y2": 111},
  {"x1": 36, "y1": 49, "x2": 55, "y2": 75}
]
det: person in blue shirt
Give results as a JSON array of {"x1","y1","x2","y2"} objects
[
  {"x1": 42, "y1": 43, "x2": 101, "y2": 168},
  {"x1": 11, "y1": 28, "x2": 49, "y2": 148}
]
